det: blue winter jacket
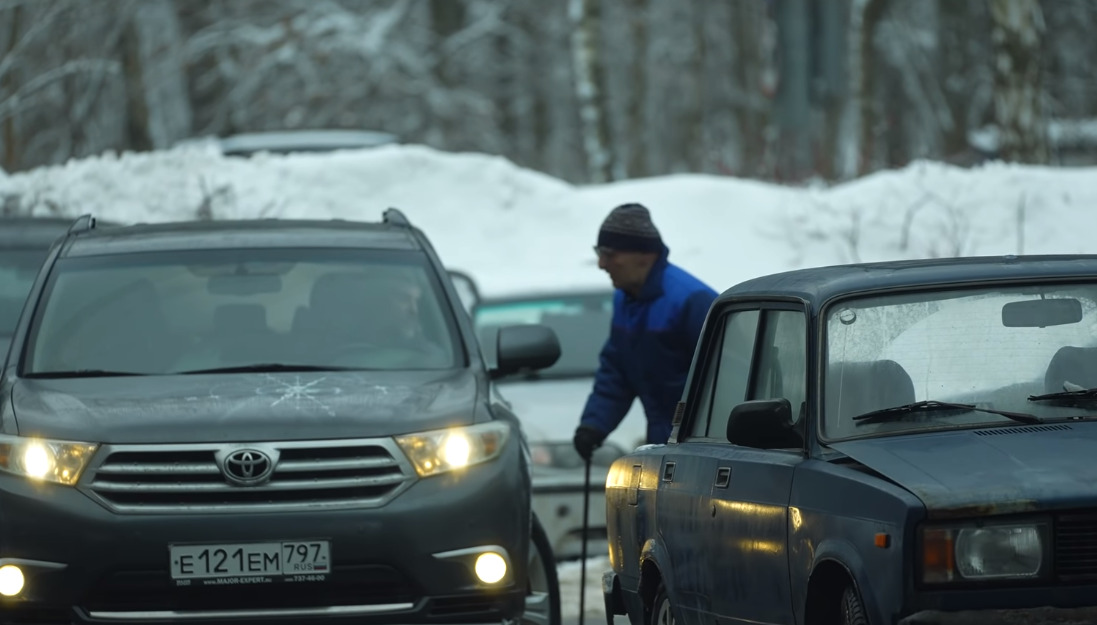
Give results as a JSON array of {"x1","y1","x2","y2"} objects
[{"x1": 579, "y1": 247, "x2": 717, "y2": 444}]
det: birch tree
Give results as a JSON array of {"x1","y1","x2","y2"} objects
[
  {"x1": 988, "y1": 0, "x2": 1047, "y2": 163},
  {"x1": 568, "y1": 0, "x2": 614, "y2": 183}
]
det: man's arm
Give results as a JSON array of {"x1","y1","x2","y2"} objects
[{"x1": 578, "y1": 333, "x2": 636, "y2": 437}]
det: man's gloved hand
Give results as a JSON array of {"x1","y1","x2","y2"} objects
[{"x1": 573, "y1": 425, "x2": 606, "y2": 461}]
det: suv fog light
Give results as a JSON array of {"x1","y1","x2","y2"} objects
[
  {"x1": 475, "y1": 552, "x2": 507, "y2": 584},
  {"x1": 0, "y1": 565, "x2": 24, "y2": 597}
]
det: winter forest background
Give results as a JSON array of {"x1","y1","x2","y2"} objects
[{"x1": 0, "y1": 0, "x2": 1094, "y2": 187}]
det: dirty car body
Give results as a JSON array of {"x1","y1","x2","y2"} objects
[
  {"x1": 0, "y1": 213, "x2": 562, "y2": 625},
  {"x1": 603, "y1": 255, "x2": 1097, "y2": 625}
]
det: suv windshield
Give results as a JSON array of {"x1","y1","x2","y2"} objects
[
  {"x1": 823, "y1": 283, "x2": 1097, "y2": 440},
  {"x1": 473, "y1": 292, "x2": 612, "y2": 378},
  {"x1": 0, "y1": 248, "x2": 50, "y2": 334},
  {"x1": 23, "y1": 249, "x2": 460, "y2": 375}
]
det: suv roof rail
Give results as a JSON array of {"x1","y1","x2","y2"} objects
[
  {"x1": 383, "y1": 208, "x2": 410, "y2": 227},
  {"x1": 68, "y1": 214, "x2": 96, "y2": 234}
]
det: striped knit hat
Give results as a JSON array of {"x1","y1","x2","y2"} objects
[{"x1": 596, "y1": 203, "x2": 662, "y2": 253}]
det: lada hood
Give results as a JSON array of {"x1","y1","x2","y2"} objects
[
  {"x1": 829, "y1": 422, "x2": 1097, "y2": 519},
  {"x1": 6, "y1": 370, "x2": 481, "y2": 444}
]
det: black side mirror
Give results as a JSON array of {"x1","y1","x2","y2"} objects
[
  {"x1": 491, "y1": 324, "x2": 560, "y2": 379},
  {"x1": 726, "y1": 398, "x2": 802, "y2": 449}
]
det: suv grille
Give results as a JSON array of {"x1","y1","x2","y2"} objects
[{"x1": 82, "y1": 439, "x2": 414, "y2": 513}]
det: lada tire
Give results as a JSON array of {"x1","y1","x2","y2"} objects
[
  {"x1": 649, "y1": 582, "x2": 675, "y2": 625},
  {"x1": 840, "y1": 583, "x2": 868, "y2": 625}
]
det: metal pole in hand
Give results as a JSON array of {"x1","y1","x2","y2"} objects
[{"x1": 579, "y1": 455, "x2": 592, "y2": 625}]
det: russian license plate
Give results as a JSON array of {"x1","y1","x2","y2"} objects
[{"x1": 170, "y1": 541, "x2": 330, "y2": 584}]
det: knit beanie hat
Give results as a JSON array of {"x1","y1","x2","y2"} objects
[{"x1": 597, "y1": 203, "x2": 662, "y2": 253}]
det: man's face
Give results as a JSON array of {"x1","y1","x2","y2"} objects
[{"x1": 595, "y1": 247, "x2": 655, "y2": 293}]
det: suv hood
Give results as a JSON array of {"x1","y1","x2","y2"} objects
[
  {"x1": 8, "y1": 370, "x2": 480, "y2": 443},
  {"x1": 830, "y1": 423, "x2": 1097, "y2": 519}
]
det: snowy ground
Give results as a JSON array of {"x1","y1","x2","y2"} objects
[{"x1": 3, "y1": 143, "x2": 1097, "y2": 621}]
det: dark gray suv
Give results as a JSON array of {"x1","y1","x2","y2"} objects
[{"x1": 0, "y1": 211, "x2": 562, "y2": 625}]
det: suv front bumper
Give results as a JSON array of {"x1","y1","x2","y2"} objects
[{"x1": 0, "y1": 444, "x2": 531, "y2": 625}]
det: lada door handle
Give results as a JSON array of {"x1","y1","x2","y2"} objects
[
  {"x1": 714, "y1": 466, "x2": 731, "y2": 488},
  {"x1": 662, "y1": 461, "x2": 675, "y2": 482}
]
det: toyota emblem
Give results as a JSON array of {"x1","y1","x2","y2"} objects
[{"x1": 222, "y1": 449, "x2": 274, "y2": 486}]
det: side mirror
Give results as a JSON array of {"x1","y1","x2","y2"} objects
[
  {"x1": 491, "y1": 324, "x2": 560, "y2": 379},
  {"x1": 726, "y1": 398, "x2": 802, "y2": 449}
]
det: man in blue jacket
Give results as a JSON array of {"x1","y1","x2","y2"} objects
[{"x1": 573, "y1": 203, "x2": 718, "y2": 460}]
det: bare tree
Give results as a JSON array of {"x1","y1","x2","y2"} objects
[
  {"x1": 625, "y1": 0, "x2": 648, "y2": 179},
  {"x1": 568, "y1": 0, "x2": 614, "y2": 183},
  {"x1": 773, "y1": 0, "x2": 813, "y2": 180},
  {"x1": 988, "y1": 0, "x2": 1048, "y2": 163},
  {"x1": 122, "y1": 0, "x2": 192, "y2": 150}
]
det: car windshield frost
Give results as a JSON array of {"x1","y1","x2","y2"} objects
[
  {"x1": 473, "y1": 292, "x2": 612, "y2": 378},
  {"x1": 23, "y1": 249, "x2": 460, "y2": 375},
  {"x1": 0, "y1": 248, "x2": 50, "y2": 334},
  {"x1": 823, "y1": 283, "x2": 1097, "y2": 440}
]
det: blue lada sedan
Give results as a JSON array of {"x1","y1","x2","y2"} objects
[{"x1": 602, "y1": 255, "x2": 1097, "y2": 625}]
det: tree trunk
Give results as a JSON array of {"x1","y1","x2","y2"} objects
[
  {"x1": 568, "y1": 0, "x2": 614, "y2": 183},
  {"x1": 626, "y1": 0, "x2": 648, "y2": 179},
  {"x1": 988, "y1": 0, "x2": 1048, "y2": 164},
  {"x1": 122, "y1": 0, "x2": 192, "y2": 151},
  {"x1": 774, "y1": 0, "x2": 813, "y2": 181},
  {"x1": 733, "y1": 0, "x2": 767, "y2": 178},
  {"x1": 685, "y1": 0, "x2": 707, "y2": 173},
  {"x1": 857, "y1": 0, "x2": 887, "y2": 175},
  {"x1": 1, "y1": 3, "x2": 21, "y2": 172},
  {"x1": 815, "y1": 0, "x2": 849, "y2": 180}
]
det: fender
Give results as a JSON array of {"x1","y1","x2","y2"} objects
[{"x1": 808, "y1": 538, "x2": 887, "y2": 625}]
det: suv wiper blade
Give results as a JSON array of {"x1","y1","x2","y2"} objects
[
  {"x1": 852, "y1": 400, "x2": 1041, "y2": 425},
  {"x1": 1028, "y1": 387, "x2": 1097, "y2": 402},
  {"x1": 24, "y1": 369, "x2": 146, "y2": 379},
  {"x1": 175, "y1": 364, "x2": 362, "y2": 375}
]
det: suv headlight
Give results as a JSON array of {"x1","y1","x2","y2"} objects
[
  {"x1": 0, "y1": 434, "x2": 98, "y2": 486},
  {"x1": 395, "y1": 421, "x2": 510, "y2": 477},
  {"x1": 922, "y1": 520, "x2": 1047, "y2": 583}
]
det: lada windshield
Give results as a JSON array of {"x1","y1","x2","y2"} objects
[{"x1": 823, "y1": 283, "x2": 1097, "y2": 440}]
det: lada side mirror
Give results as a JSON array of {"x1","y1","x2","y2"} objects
[{"x1": 726, "y1": 398, "x2": 802, "y2": 449}]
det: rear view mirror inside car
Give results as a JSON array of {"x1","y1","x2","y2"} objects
[
  {"x1": 206, "y1": 274, "x2": 283, "y2": 295},
  {"x1": 1001, "y1": 298, "x2": 1083, "y2": 327}
]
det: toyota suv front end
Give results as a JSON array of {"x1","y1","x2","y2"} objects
[{"x1": 0, "y1": 213, "x2": 562, "y2": 625}]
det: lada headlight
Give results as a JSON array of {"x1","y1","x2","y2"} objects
[
  {"x1": 0, "y1": 434, "x2": 98, "y2": 486},
  {"x1": 922, "y1": 520, "x2": 1047, "y2": 583},
  {"x1": 395, "y1": 422, "x2": 510, "y2": 477}
]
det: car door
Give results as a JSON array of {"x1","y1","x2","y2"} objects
[
  {"x1": 657, "y1": 308, "x2": 760, "y2": 625},
  {"x1": 707, "y1": 306, "x2": 807, "y2": 625}
]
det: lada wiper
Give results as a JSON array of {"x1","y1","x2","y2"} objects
[
  {"x1": 175, "y1": 363, "x2": 363, "y2": 375},
  {"x1": 23, "y1": 369, "x2": 146, "y2": 378},
  {"x1": 852, "y1": 400, "x2": 1042, "y2": 425},
  {"x1": 1028, "y1": 387, "x2": 1097, "y2": 402}
]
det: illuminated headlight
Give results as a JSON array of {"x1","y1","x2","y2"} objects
[
  {"x1": 922, "y1": 522, "x2": 1046, "y2": 583},
  {"x1": 0, "y1": 434, "x2": 98, "y2": 486},
  {"x1": 395, "y1": 422, "x2": 510, "y2": 477}
]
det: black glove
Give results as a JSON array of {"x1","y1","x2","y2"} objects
[{"x1": 573, "y1": 426, "x2": 606, "y2": 461}]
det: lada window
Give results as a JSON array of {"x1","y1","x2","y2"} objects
[{"x1": 823, "y1": 283, "x2": 1097, "y2": 440}]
